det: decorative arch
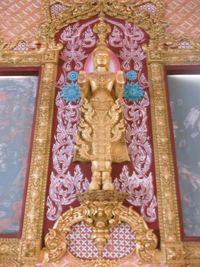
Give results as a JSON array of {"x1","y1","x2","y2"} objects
[{"x1": 40, "y1": 0, "x2": 166, "y2": 49}]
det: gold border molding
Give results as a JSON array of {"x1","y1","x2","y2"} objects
[
  {"x1": 0, "y1": 39, "x2": 62, "y2": 265},
  {"x1": 147, "y1": 47, "x2": 200, "y2": 265}
]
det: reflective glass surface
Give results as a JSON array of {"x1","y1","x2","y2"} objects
[
  {"x1": 168, "y1": 74, "x2": 200, "y2": 237},
  {"x1": 0, "y1": 76, "x2": 38, "y2": 234}
]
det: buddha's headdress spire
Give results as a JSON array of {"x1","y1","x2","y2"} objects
[{"x1": 93, "y1": 11, "x2": 111, "y2": 55}]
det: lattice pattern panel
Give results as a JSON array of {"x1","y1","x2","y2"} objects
[
  {"x1": 13, "y1": 41, "x2": 29, "y2": 51},
  {"x1": 103, "y1": 223, "x2": 136, "y2": 259},
  {"x1": 0, "y1": 0, "x2": 44, "y2": 42},
  {"x1": 178, "y1": 40, "x2": 194, "y2": 49},
  {"x1": 139, "y1": 3, "x2": 157, "y2": 15},
  {"x1": 50, "y1": 2, "x2": 68, "y2": 16},
  {"x1": 0, "y1": 1, "x2": 199, "y2": 42},
  {"x1": 67, "y1": 222, "x2": 136, "y2": 260},
  {"x1": 67, "y1": 223, "x2": 98, "y2": 259},
  {"x1": 164, "y1": 0, "x2": 200, "y2": 39},
  {"x1": 36, "y1": 222, "x2": 167, "y2": 266}
]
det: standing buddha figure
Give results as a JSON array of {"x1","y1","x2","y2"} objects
[{"x1": 74, "y1": 15, "x2": 130, "y2": 191}]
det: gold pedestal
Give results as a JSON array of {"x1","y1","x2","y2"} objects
[
  {"x1": 41, "y1": 190, "x2": 159, "y2": 264},
  {"x1": 77, "y1": 190, "x2": 128, "y2": 253}
]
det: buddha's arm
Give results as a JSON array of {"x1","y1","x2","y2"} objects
[
  {"x1": 115, "y1": 70, "x2": 125, "y2": 99},
  {"x1": 78, "y1": 70, "x2": 90, "y2": 99}
]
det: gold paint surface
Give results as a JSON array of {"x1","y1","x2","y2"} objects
[
  {"x1": 42, "y1": 190, "x2": 159, "y2": 264},
  {"x1": 147, "y1": 47, "x2": 200, "y2": 265},
  {"x1": 74, "y1": 13, "x2": 130, "y2": 191},
  {"x1": 0, "y1": 0, "x2": 200, "y2": 266},
  {"x1": 0, "y1": 42, "x2": 62, "y2": 265}
]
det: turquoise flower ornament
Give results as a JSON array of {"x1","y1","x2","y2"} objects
[
  {"x1": 60, "y1": 71, "x2": 80, "y2": 103},
  {"x1": 123, "y1": 70, "x2": 144, "y2": 103},
  {"x1": 67, "y1": 71, "x2": 79, "y2": 81},
  {"x1": 126, "y1": 70, "x2": 137, "y2": 81}
]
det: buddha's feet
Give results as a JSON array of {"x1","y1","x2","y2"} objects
[
  {"x1": 89, "y1": 180, "x2": 101, "y2": 191},
  {"x1": 102, "y1": 181, "x2": 114, "y2": 191}
]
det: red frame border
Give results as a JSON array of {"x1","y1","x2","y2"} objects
[
  {"x1": 0, "y1": 67, "x2": 42, "y2": 238},
  {"x1": 164, "y1": 65, "x2": 200, "y2": 242}
]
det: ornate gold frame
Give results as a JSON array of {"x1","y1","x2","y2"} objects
[
  {"x1": 0, "y1": 0, "x2": 200, "y2": 266},
  {"x1": 0, "y1": 41, "x2": 62, "y2": 265},
  {"x1": 147, "y1": 48, "x2": 200, "y2": 266}
]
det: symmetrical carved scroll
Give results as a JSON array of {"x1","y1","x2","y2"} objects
[
  {"x1": 42, "y1": 191, "x2": 159, "y2": 264},
  {"x1": 39, "y1": 0, "x2": 167, "y2": 49}
]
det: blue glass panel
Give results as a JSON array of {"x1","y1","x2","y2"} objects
[
  {"x1": 0, "y1": 76, "x2": 38, "y2": 234},
  {"x1": 168, "y1": 74, "x2": 200, "y2": 237}
]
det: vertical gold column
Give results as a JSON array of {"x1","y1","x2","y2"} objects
[
  {"x1": 147, "y1": 49, "x2": 183, "y2": 264},
  {"x1": 19, "y1": 49, "x2": 60, "y2": 263},
  {"x1": 162, "y1": 49, "x2": 200, "y2": 265}
]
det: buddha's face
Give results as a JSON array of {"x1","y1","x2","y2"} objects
[{"x1": 94, "y1": 50, "x2": 110, "y2": 70}]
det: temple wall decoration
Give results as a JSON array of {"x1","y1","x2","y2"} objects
[
  {"x1": 44, "y1": 16, "x2": 158, "y2": 234},
  {"x1": 0, "y1": 0, "x2": 200, "y2": 266}
]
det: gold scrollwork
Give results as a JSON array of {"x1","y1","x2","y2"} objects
[
  {"x1": 38, "y1": 0, "x2": 167, "y2": 49},
  {"x1": 0, "y1": 38, "x2": 62, "y2": 264},
  {"x1": 147, "y1": 40, "x2": 200, "y2": 265},
  {"x1": 42, "y1": 191, "x2": 159, "y2": 264}
]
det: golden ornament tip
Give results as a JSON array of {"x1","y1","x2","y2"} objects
[{"x1": 93, "y1": 10, "x2": 111, "y2": 47}]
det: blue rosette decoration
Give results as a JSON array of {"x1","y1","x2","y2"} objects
[
  {"x1": 60, "y1": 71, "x2": 80, "y2": 103},
  {"x1": 123, "y1": 70, "x2": 144, "y2": 103},
  {"x1": 126, "y1": 70, "x2": 137, "y2": 81},
  {"x1": 67, "y1": 71, "x2": 78, "y2": 81}
]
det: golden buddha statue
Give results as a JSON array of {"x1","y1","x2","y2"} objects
[
  {"x1": 74, "y1": 14, "x2": 130, "y2": 191},
  {"x1": 74, "y1": 42, "x2": 130, "y2": 190}
]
